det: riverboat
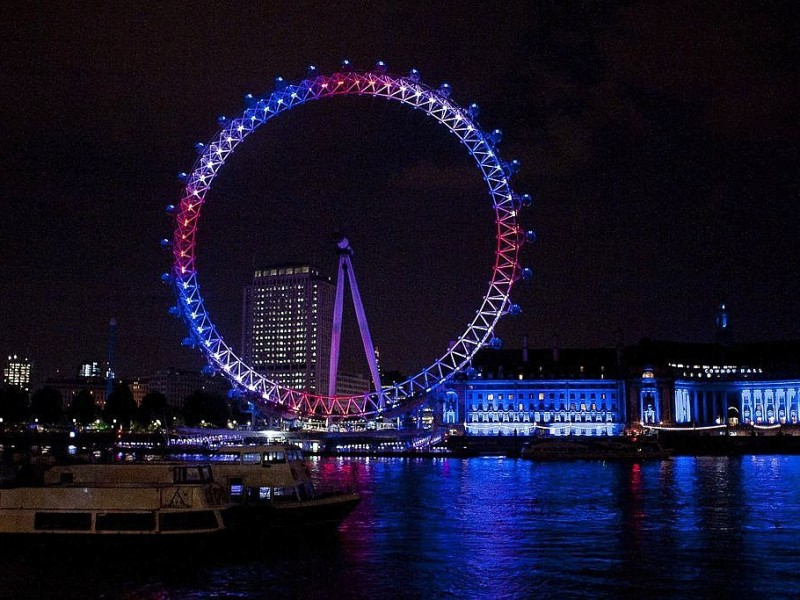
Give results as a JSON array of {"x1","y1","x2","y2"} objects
[
  {"x1": 172, "y1": 444, "x2": 360, "y2": 530},
  {"x1": 520, "y1": 436, "x2": 670, "y2": 461},
  {"x1": 0, "y1": 460, "x2": 228, "y2": 537}
]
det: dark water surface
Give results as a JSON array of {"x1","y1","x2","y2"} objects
[{"x1": 2, "y1": 455, "x2": 800, "y2": 599}]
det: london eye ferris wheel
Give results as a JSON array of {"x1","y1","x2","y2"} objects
[{"x1": 164, "y1": 61, "x2": 535, "y2": 420}]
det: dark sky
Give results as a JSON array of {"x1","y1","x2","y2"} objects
[{"x1": 0, "y1": 1, "x2": 797, "y2": 386}]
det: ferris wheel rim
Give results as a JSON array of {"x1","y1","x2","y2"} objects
[{"x1": 169, "y1": 65, "x2": 529, "y2": 419}]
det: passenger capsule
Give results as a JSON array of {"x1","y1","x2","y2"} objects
[
  {"x1": 486, "y1": 129, "x2": 503, "y2": 146},
  {"x1": 165, "y1": 204, "x2": 176, "y2": 214},
  {"x1": 274, "y1": 76, "x2": 286, "y2": 90},
  {"x1": 159, "y1": 238, "x2": 172, "y2": 249},
  {"x1": 505, "y1": 160, "x2": 521, "y2": 176},
  {"x1": 522, "y1": 267, "x2": 534, "y2": 281},
  {"x1": 521, "y1": 193, "x2": 533, "y2": 208},
  {"x1": 160, "y1": 273, "x2": 172, "y2": 284},
  {"x1": 168, "y1": 306, "x2": 180, "y2": 317},
  {"x1": 181, "y1": 337, "x2": 195, "y2": 347},
  {"x1": 201, "y1": 365, "x2": 216, "y2": 376},
  {"x1": 307, "y1": 64, "x2": 318, "y2": 76},
  {"x1": 194, "y1": 142, "x2": 205, "y2": 154},
  {"x1": 408, "y1": 68, "x2": 421, "y2": 82},
  {"x1": 375, "y1": 60, "x2": 387, "y2": 72},
  {"x1": 509, "y1": 304, "x2": 522, "y2": 316},
  {"x1": 340, "y1": 59, "x2": 353, "y2": 71},
  {"x1": 177, "y1": 172, "x2": 188, "y2": 182},
  {"x1": 243, "y1": 93, "x2": 256, "y2": 107},
  {"x1": 439, "y1": 82, "x2": 452, "y2": 97},
  {"x1": 217, "y1": 115, "x2": 227, "y2": 124},
  {"x1": 468, "y1": 103, "x2": 480, "y2": 119},
  {"x1": 526, "y1": 230, "x2": 537, "y2": 243}
]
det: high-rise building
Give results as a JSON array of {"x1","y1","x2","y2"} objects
[
  {"x1": 4, "y1": 355, "x2": 32, "y2": 392},
  {"x1": 242, "y1": 265, "x2": 334, "y2": 394},
  {"x1": 79, "y1": 361, "x2": 102, "y2": 378}
]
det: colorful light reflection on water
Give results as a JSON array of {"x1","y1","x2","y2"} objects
[{"x1": 2, "y1": 456, "x2": 800, "y2": 599}]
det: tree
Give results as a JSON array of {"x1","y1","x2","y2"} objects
[
  {"x1": 103, "y1": 383, "x2": 137, "y2": 427},
  {"x1": 0, "y1": 385, "x2": 29, "y2": 424},
  {"x1": 30, "y1": 387, "x2": 63, "y2": 424},
  {"x1": 69, "y1": 389, "x2": 98, "y2": 425},
  {"x1": 137, "y1": 391, "x2": 168, "y2": 428},
  {"x1": 182, "y1": 390, "x2": 230, "y2": 428}
]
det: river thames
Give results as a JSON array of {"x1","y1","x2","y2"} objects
[{"x1": 2, "y1": 455, "x2": 800, "y2": 599}]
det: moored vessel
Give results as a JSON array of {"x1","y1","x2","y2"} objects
[
  {"x1": 0, "y1": 460, "x2": 228, "y2": 537},
  {"x1": 520, "y1": 436, "x2": 670, "y2": 461},
  {"x1": 171, "y1": 444, "x2": 360, "y2": 530}
]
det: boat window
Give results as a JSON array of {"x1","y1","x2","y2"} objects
[
  {"x1": 265, "y1": 451, "x2": 286, "y2": 464},
  {"x1": 186, "y1": 468, "x2": 203, "y2": 482},
  {"x1": 159, "y1": 511, "x2": 218, "y2": 531},
  {"x1": 96, "y1": 512, "x2": 155, "y2": 532},
  {"x1": 272, "y1": 486, "x2": 296, "y2": 498},
  {"x1": 174, "y1": 466, "x2": 211, "y2": 483},
  {"x1": 212, "y1": 453, "x2": 239, "y2": 463},
  {"x1": 242, "y1": 453, "x2": 261, "y2": 464},
  {"x1": 34, "y1": 512, "x2": 92, "y2": 531},
  {"x1": 229, "y1": 477, "x2": 244, "y2": 500},
  {"x1": 259, "y1": 486, "x2": 271, "y2": 500}
]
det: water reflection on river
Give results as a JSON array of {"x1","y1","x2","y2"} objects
[{"x1": 2, "y1": 455, "x2": 800, "y2": 599}]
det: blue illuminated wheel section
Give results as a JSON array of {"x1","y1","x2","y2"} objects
[{"x1": 167, "y1": 61, "x2": 533, "y2": 419}]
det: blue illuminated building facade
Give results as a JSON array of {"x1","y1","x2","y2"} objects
[
  {"x1": 625, "y1": 339, "x2": 800, "y2": 428},
  {"x1": 437, "y1": 345, "x2": 628, "y2": 436},
  {"x1": 433, "y1": 337, "x2": 800, "y2": 436},
  {"x1": 457, "y1": 378, "x2": 625, "y2": 436}
]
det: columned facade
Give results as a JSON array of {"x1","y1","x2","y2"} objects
[
  {"x1": 654, "y1": 380, "x2": 798, "y2": 427},
  {"x1": 738, "y1": 381, "x2": 799, "y2": 425}
]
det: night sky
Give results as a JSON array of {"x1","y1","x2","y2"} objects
[{"x1": 1, "y1": 2, "x2": 797, "y2": 387}]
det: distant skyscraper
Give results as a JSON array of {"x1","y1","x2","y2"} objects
[
  {"x1": 4, "y1": 355, "x2": 32, "y2": 392},
  {"x1": 79, "y1": 361, "x2": 102, "y2": 379},
  {"x1": 242, "y1": 265, "x2": 334, "y2": 394}
]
